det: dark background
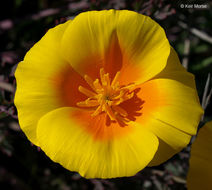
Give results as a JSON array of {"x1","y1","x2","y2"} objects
[{"x1": 0, "y1": 0, "x2": 212, "y2": 189}]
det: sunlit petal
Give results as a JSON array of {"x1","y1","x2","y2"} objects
[
  {"x1": 134, "y1": 78, "x2": 203, "y2": 165},
  {"x1": 61, "y1": 10, "x2": 170, "y2": 84},
  {"x1": 14, "y1": 21, "x2": 73, "y2": 145},
  {"x1": 37, "y1": 107, "x2": 159, "y2": 178}
]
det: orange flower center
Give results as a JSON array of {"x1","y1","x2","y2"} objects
[{"x1": 77, "y1": 68, "x2": 135, "y2": 124}]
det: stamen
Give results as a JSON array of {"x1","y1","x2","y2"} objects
[
  {"x1": 85, "y1": 99, "x2": 99, "y2": 107},
  {"x1": 77, "y1": 101, "x2": 91, "y2": 107},
  {"x1": 122, "y1": 83, "x2": 136, "y2": 90},
  {"x1": 78, "y1": 86, "x2": 96, "y2": 97},
  {"x1": 76, "y1": 68, "x2": 135, "y2": 126},
  {"x1": 104, "y1": 104, "x2": 116, "y2": 121},
  {"x1": 113, "y1": 90, "x2": 125, "y2": 100},
  {"x1": 104, "y1": 73, "x2": 110, "y2": 86},
  {"x1": 93, "y1": 79, "x2": 102, "y2": 90},
  {"x1": 113, "y1": 105, "x2": 128, "y2": 117},
  {"x1": 127, "y1": 92, "x2": 134, "y2": 99},
  {"x1": 77, "y1": 99, "x2": 99, "y2": 107},
  {"x1": 100, "y1": 68, "x2": 106, "y2": 86},
  {"x1": 123, "y1": 92, "x2": 134, "y2": 101},
  {"x1": 111, "y1": 71, "x2": 120, "y2": 87},
  {"x1": 91, "y1": 104, "x2": 103, "y2": 116},
  {"x1": 115, "y1": 114, "x2": 130, "y2": 126},
  {"x1": 84, "y1": 75, "x2": 95, "y2": 91}
]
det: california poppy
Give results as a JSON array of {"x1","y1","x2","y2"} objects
[{"x1": 15, "y1": 10, "x2": 203, "y2": 178}]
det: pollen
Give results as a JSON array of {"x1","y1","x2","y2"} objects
[{"x1": 77, "y1": 68, "x2": 135, "y2": 124}]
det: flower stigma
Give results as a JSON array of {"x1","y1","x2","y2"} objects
[{"x1": 77, "y1": 68, "x2": 135, "y2": 125}]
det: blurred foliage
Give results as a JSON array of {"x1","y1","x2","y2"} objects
[{"x1": 0, "y1": 0, "x2": 211, "y2": 189}]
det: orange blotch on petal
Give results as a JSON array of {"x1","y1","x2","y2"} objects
[
  {"x1": 135, "y1": 81, "x2": 166, "y2": 124},
  {"x1": 72, "y1": 32, "x2": 141, "y2": 85},
  {"x1": 51, "y1": 66, "x2": 90, "y2": 107},
  {"x1": 70, "y1": 110, "x2": 134, "y2": 141},
  {"x1": 104, "y1": 32, "x2": 141, "y2": 85}
]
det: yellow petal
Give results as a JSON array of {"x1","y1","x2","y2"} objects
[
  {"x1": 153, "y1": 47, "x2": 196, "y2": 88},
  {"x1": 134, "y1": 78, "x2": 203, "y2": 165},
  {"x1": 14, "y1": 20, "x2": 72, "y2": 145},
  {"x1": 37, "y1": 107, "x2": 159, "y2": 178},
  {"x1": 61, "y1": 10, "x2": 170, "y2": 84},
  {"x1": 187, "y1": 121, "x2": 212, "y2": 190},
  {"x1": 117, "y1": 10, "x2": 170, "y2": 84},
  {"x1": 144, "y1": 47, "x2": 202, "y2": 166}
]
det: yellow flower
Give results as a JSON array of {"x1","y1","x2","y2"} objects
[
  {"x1": 14, "y1": 10, "x2": 203, "y2": 178},
  {"x1": 187, "y1": 121, "x2": 212, "y2": 190}
]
